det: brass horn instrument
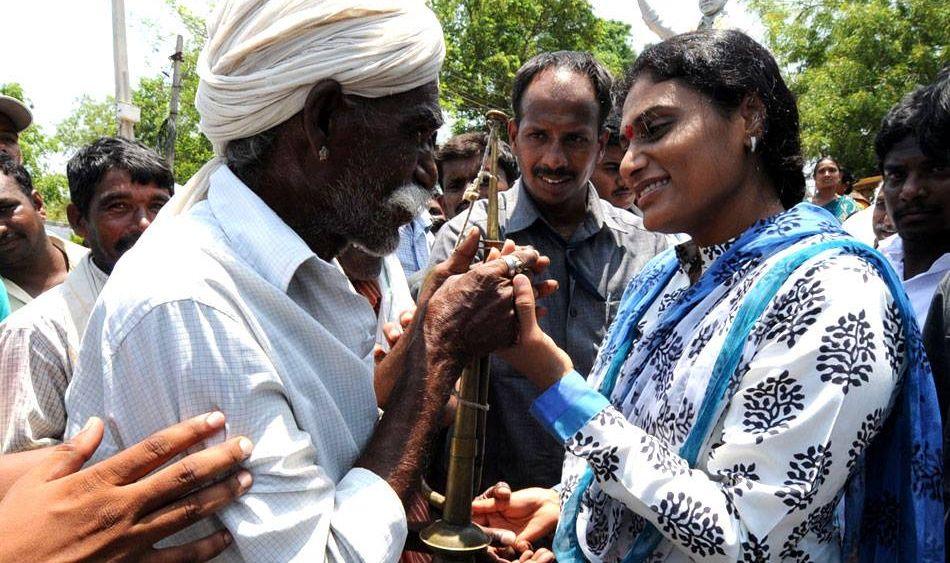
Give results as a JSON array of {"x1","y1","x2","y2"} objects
[{"x1": 419, "y1": 109, "x2": 509, "y2": 562}]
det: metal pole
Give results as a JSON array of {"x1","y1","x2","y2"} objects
[
  {"x1": 165, "y1": 35, "x2": 184, "y2": 167},
  {"x1": 111, "y1": 0, "x2": 139, "y2": 139}
]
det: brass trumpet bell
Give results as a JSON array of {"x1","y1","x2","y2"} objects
[{"x1": 419, "y1": 521, "x2": 489, "y2": 554}]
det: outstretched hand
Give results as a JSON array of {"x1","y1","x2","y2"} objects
[
  {"x1": 471, "y1": 482, "x2": 560, "y2": 559},
  {"x1": 422, "y1": 230, "x2": 556, "y2": 362},
  {"x1": 416, "y1": 228, "x2": 483, "y2": 308},
  {"x1": 0, "y1": 412, "x2": 252, "y2": 562}
]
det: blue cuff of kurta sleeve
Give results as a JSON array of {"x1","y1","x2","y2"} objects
[{"x1": 530, "y1": 370, "x2": 610, "y2": 443}]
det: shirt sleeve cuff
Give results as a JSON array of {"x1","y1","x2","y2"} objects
[
  {"x1": 530, "y1": 370, "x2": 610, "y2": 443},
  {"x1": 333, "y1": 467, "x2": 408, "y2": 561}
]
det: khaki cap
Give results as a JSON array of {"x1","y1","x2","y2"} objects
[{"x1": 0, "y1": 95, "x2": 33, "y2": 132}]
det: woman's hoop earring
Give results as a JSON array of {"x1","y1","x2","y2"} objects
[{"x1": 749, "y1": 136, "x2": 758, "y2": 153}]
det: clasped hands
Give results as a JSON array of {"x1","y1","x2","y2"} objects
[{"x1": 404, "y1": 228, "x2": 574, "y2": 389}]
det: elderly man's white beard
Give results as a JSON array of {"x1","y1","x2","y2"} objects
[
  {"x1": 352, "y1": 181, "x2": 433, "y2": 257},
  {"x1": 389, "y1": 182, "x2": 433, "y2": 222},
  {"x1": 305, "y1": 170, "x2": 433, "y2": 259}
]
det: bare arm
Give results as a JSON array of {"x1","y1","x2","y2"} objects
[
  {"x1": 358, "y1": 234, "x2": 543, "y2": 500},
  {"x1": 357, "y1": 308, "x2": 464, "y2": 499}
]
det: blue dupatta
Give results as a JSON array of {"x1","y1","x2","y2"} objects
[{"x1": 554, "y1": 203, "x2": 944, "y2": 561}]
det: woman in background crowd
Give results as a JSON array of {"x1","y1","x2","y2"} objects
[{"x1": 811, "y1": 155, "x2": 862, "y2": 221}]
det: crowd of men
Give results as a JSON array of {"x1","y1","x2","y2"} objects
[{"x1": 0, "y1": 1, "x2": 947, "y2": 561}]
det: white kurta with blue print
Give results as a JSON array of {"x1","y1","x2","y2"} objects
[{"x1": 532, "y1": 217, "x2": 915, "y2": 561}]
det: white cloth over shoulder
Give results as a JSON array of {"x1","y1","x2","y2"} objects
[{"x1": 163, "y1": 0, "x2": 446, "y2": 216}]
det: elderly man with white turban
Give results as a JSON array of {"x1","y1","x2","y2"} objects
[{"x1": 64, "y1": 2, "x2": 546, "y2": 560}]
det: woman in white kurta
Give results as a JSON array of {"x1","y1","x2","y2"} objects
[{"x1": 475, "y1": 30, "x2": 942, "y2": 562}]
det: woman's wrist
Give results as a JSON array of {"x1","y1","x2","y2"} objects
[{"x1": 529, "y1": 355, "x2": 574, "y2": 391}]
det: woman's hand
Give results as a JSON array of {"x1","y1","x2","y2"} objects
[
  {"x1": 496, "y1": 274, "x2": 574, "y2": 390},
  {"x1": 471, "y1": 482, "x2": 560, "y2": 556}
]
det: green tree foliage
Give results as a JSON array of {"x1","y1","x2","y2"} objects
[
  {"x1": 0, "y1": 83, "x2": 68, "y2": 220},
  {"x1": 131, "y1": 44, "x2": 212, "y2": 183},
  {"x1": 54, "y1": 94, "x2": 115, "y2": 152},
  {"x1": 430, "y1": 0, "x2": 634, "y2": 131},
  {"x1": 133, "y1": 1, "x2": 212, "y2": 182},
  {"x1": 750, "y1": 0, "x2": 949, "y2": 176}
]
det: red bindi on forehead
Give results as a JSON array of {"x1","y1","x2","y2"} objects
[{"x1": 624, "y1": 124, "x2": 634, "y2": 141}]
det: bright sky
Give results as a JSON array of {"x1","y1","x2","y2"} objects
[{"x1": 4, "y1": 0, "x2": 763, "y2": 136}]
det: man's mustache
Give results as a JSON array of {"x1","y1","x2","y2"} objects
[
  {"x1": 114, "y1": 232, "x2": 142, "y2": 255},
  {"x1": 532, "y1": 166, "x2": 575, "y2": 180}
]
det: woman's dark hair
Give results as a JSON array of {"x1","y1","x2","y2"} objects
[
  {"x1": 67, "y1": 137, "x2": 175, "y2": 217},
  {"x1": 617, "y1": 30, "x2": 805, "y2": 209},
  {"x1": 811, "y1": 155, "x2": 840, "y2": 178},
  {"x1": 511, "y1": 51, "x2": 613, "y2": 131}
]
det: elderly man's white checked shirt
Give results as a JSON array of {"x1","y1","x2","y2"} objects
[{"x1": 65, "y1": 166, "x2": 407, "y2": 562}]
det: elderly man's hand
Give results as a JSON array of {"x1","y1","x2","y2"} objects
[
  {"x1": 422, "y1": 239, "x2": 549, "y2": 362},
  {"x1": 0, "y1": 412, "x2": 253, "y2": 562},
  {"x1": 418, "y1": 228, "x2": 552, "y2": 308}
]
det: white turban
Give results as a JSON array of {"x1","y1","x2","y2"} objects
[{"x1": 161, "y1": 0, "x2": 445, "y2": 217}]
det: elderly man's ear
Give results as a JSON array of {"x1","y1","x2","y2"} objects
[{"x1": 302, "y1": 79, "x2": 351, "y2": 159}]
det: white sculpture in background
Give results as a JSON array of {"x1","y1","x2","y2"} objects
[{"x1": 637, "y1": 0, "x2": 729, "y2": 40}]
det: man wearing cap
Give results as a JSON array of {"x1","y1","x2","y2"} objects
[
  {"x1": 0, "y1": 94, "x2": 32, "y2": 163},
  {"x1": 65, "y1": 2, "x2": 545, "y2": 560},
  {"x1": 0, "y1": 154, "x2": 87, "y2": 313}
]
